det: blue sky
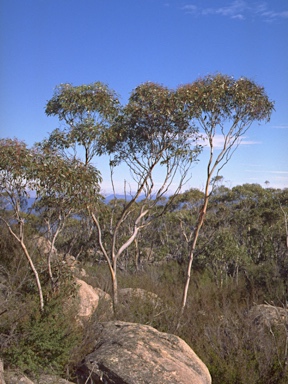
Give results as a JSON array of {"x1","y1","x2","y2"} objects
[{"x1": 1, "y1": 0, "x2": 287, "y2": 192}]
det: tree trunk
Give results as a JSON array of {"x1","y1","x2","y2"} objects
[
  {"x1": 1, "y1": 217, "x2": 45, "y2": 312},
  {"x1": 111, "y1": 265, "x2": 118, "y2": 313},
  {"x1": 176, "y1": 160, "x2": 212, "y2": 330},
  {"x1": 20, "y1": 240, "x2": 44, "y2": 312},
  {"x1": 176, "y1": 206, "x2": 207, "y2": 330},
  {"x1": 134, "y1": 237, "x2": 141, "y2": 271}
]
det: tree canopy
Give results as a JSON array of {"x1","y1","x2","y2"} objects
[{"x1": 44, "y1": 82, "x2": 120, "y2": 164}]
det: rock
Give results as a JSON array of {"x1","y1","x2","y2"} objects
[
  {"x1": 76, "y1": 278, "x2": 112, "y2": 318},
  {"x1": 3, "y1": 371, "x2": 74, "y2": 384},
  {"x1": 34, "y1": 236, "x2": 57, "y2": 257},
  {"x1": 32, "y1": 374, "x2": 75, "y2": 383},
  {"x1": 79, "y1": 268, "x2": 87, "y2": 277},
  {"x1": 119, "y1": 288, "x2": 162, "y2": 308},
  {"x1": 248, "y1": 304, "x2": 288, "y2": 328},
  {"x1": 76, "y1": 321, "x2": 211, "y2": 384},
  {"x1": 63, "y1": 254, "x2": 77, "y2": 267},
  {"x1": 3, "y1": 371, "x2": 34, "y2": 384}
]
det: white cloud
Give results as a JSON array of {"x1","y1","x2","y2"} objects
[
  {"x1": 261, "y1": 10, "x2": 288, "y2": 22},
  {"x1": 181, "y1": 1, "x2": 288, "y2": 22},
  {"x1": 239, "y1": 139, "x2": 262, "y2": 145},
  {"x1": 271, "y1": 125, "x2": 288, "y2": 129},
  {"x1": 267, "y1": 171, "x2": 288, "y2": 175},
  {"x1": 242, "y1": 170, "x2": 288, "y2": 188},
  {"x1": 245, "y1": 170, "x2": 288, "y2": 175},
  {"x1": 199, "y1": 134, "x2": 260, "y2": 149},
  {"x1": 181, "y1": 5, "x2": 198, "y2": 14},
  {"x1": 263, "y1": 173, "x2": 288, "y2": 185},
  {"x1": 214, "y1": 0, "x2": 247, "y2": 18}
]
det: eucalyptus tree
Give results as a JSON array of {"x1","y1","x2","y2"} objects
[
  {"x1": 97, "y1": 82, "x2": 202, "y2": 308},
  {"x1": 44, "y1": 82, "x2": 120, "y2": 165},
  {"x1": 33, "y1": 145, "x2": 101, "y2": 286},
  {"x1": 0, "y1": 139, "x2": 45, "y2": 310},
  {"x1": 0, "y1": 138, "x2": 101, "y2": 310},
  {"x1": 175, "y1": 74, "x2": 275, "y2": 324},
  {"x1": 45, "y1": 81, "x2": 202, "y2": 310}
]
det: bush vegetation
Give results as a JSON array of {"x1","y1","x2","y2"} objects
[
  {"x1": 1, "y1": 183, "x2": 288, "y2": 383},
  {"x1": 80, "y1": 261, "x2": 288, "y2": 384}
]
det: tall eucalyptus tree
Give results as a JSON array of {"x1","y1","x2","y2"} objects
[
  {"x1": 175, "y1": 74, "x2": 274, "y2": 325},
  {"x1": 44, "y1": 81, "x2": 202, "y2": 310}
]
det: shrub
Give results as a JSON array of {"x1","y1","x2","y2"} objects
[{"x1": 0, "y1": 277, "x2": 82, "y2": 377}]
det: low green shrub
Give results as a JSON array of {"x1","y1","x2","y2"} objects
[{"x1": 0, "y1": 278, "x2": 82, "y2": 377}]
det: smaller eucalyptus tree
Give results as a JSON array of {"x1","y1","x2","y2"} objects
[
  {"x1": 33, "y1": 145, "x2": 101, "y2": 286},
  {"x1": 0, "y1": 138, "x2": 101, "y2": 310},
  {"x1": 175, "y1": 74, "x2": 275, "y2": 324},
  {"x1": 44, "y1": 82, "x2": 120, "y2": 165},
  {"x1": 0, "y1": 139, "x2": 45, "y2": 310}
]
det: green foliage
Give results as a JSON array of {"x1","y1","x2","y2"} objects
[
  {"x1": 244, "y1": 261, "x2": 286, "y2": 303},
  {"x1": 0, "y1": 219, "x2": 82, "y2": 377},
  {"x1": 1, "y1": 281, "x2": 81, "y2": 376},
  {"x1": 45, "y1": 82, "x2": 120, "y2": 122},
  {"x1": 177, "y1": 74, "x2": 274, "y2": 123},
  {"x1": 105, "y1": 81, "x2": 202, "y2": 164},
  {"x1": 0, "y1": 138, "x2": 102, "y2": 213},
  {"x1": 44, "y1": 82, "x2": 120, "y2": 164}
]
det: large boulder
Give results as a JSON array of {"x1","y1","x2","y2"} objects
[
  {"x1": 3, "y1": 372, "x2": 34, "y2": 384},
  {"x1": 30, "y1": 375, "x2": 75, "y2": 384},
  {"x1": 34, "y1": 236, "x2": 57, "y2": 257},
  {"x1": 248, "y1": 304, "x2": 288, "y2": 328},
  {"x1": 76, "y1": 321, "x2": 211, "y2": 384},
  {"x1": 76, "y1": 278, "x2": 112, "y2": 319},
  {"x1": 119, "y1": 288, "x2": 162, "y2": 308},
  {"x1": 3, "y1": 371, "x2": 74, "y2": 384}
]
